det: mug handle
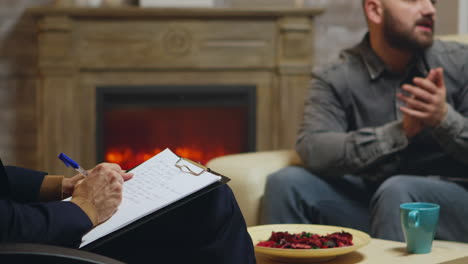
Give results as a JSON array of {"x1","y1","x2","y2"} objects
[{"x1": 408, "y1": 210, "x2": 420, "y2": 228}]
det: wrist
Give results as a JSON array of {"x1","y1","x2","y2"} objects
[
  {"x1": 71, "y1": 196, "x2": 98, "y2": 227},
  {"x1": 402, "y1": 119, "x2": 423, "y2": 139},
  {"x1": 62, "y1": 178, "x2": 72, "y2": 198},
  {"x1": 432, "y1": 103, "x2": 448, "y2": 127},
  {"x1": 39, "y1": 175, "x2": 64, "y2": 201}
]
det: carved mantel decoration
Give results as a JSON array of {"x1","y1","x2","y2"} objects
[{"x1": 27, "y1": 7, "x2": 323, "y2": 174}]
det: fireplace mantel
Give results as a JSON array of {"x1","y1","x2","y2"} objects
[
  {"x1": 28, "y1": 6, "x2": 323, "y2": 18},
  {"x1": 26, "y1": 7, "x2": 323, "y2": 174}
]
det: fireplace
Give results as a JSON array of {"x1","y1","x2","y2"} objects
[
  {"x1": 96, "y1": 85, "x2": 256, "y2": 170},
  {"x1": 26, "y1": 7, "x2": 320, "y2": 174}
]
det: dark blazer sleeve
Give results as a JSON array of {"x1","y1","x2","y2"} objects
[
  {"x1": 0, "y1": 200, "x2": 93, "y2": 247},
  {"x1": 3, "y1": 165, "x2": 47, "y2": 203},
  {"x1": 0, "y1": 160, "x2": 93, "y2": 247}
]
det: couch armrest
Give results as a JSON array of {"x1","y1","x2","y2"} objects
[
  {"x1": 207, "y1": 150, "x2": 302, "y2": 226},
  {"x1": 437, "y1": 34, "x2": 468, "y2": 44}
]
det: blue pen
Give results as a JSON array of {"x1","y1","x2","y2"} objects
[{"x1": 58, "y1": 153, "x2": 89, "y2": 176}]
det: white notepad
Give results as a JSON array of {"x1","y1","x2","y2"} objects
[{"x1": 78, "y1": 148, "x2": 222, "y2": 248}]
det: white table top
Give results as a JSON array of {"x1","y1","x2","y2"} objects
[{"x1": 257, "y1": 238, "x2": 468, "y2": 264}]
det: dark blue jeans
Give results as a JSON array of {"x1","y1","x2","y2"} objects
[{"x1": 263, "y1": 166, "x2": 468, "y2": 243}]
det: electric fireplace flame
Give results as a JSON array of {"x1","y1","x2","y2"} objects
[
  {"x1": 105, "y1": 146, "x2": 230, "y2": 170},
  {"x1": 101, "y1": 106, "x2": 249, "y2": 170}
]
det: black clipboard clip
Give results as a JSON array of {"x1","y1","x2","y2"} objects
[{"x1": 174, "y1": 157, "x2": 208, "y2": 176}]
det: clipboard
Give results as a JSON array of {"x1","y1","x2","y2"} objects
[{"x1": 82, "y1": 151, "x2": 230, "y2": 251}]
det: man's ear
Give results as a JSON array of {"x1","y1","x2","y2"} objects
[{"x1": 365, "y1": 0, "x2": 384, "y2": 25}]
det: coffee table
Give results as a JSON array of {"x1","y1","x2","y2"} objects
[{"x1": 256, "y1": 238, "x2": 468, "y2": 264}]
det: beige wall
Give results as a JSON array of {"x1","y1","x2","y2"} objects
[{"x1": 436, "y1": 0, "x2": 459, "y2": 35}]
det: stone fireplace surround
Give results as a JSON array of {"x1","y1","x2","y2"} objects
[{"x1": 27, "y1": 7, "x2": 322, "y2": 174}]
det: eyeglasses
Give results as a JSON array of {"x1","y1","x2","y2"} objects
[{"x1": 174, "y1": 157, "x2": 207, "y2": 176}]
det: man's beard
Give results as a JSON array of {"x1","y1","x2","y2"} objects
[{"x1": 382, "y1": 11, "x2": 434, "y2": 52}]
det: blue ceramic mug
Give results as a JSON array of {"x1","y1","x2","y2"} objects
[{"x1": 400, "y1": 202, "x2": 440, "y2": 254}]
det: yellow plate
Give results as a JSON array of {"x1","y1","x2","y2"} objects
[{"x1": 248, "y1": 224, "x2": 371, "y2": 263}]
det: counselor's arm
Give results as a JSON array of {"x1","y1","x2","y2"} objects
[{"x1": 0, "y1": 166, "x2": 93, "y2": 247}]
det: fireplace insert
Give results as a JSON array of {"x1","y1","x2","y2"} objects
[{"x1": 96, "y1": 85, "x2": 256, "y2": 169}]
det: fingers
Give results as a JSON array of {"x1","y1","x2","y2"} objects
[
  {"x1": 397, "y1": 89, "x2": 440, "y2": 112},
  {"x1": 93, "y1": 163, "x2": 133, "y2": 182},
  {"x1": 411, "y1": 77, "x2": 438, "y2": 95},
  {"x1": 433, "y1": 67, "x2": 444, "y2": 87},
  {"x1": 400, "y1": 106, "x2": 427, "y2": 119},
  {"x1": 401, "y1": 84, "x2": 435, "y2": 104},
  {"x1": 71, "y1": 173, "x2": 86, "y2": 187},
  {"x1": 93, "y1": 163, "x2": 124, "y2": 175},
  {"x1": 71, "y1": 162, "x2": 128, "y2": 225},
  {"x1": 111, "y1": 171, "x2": 124, "y2": 184},
  {"x1": 410, "y1": 67, "x2": 445, "y2": 96},
  {"x1": 426, "y1": 68, "x2": 437, "y2": 83},
  {"x1": 422, "y1": 67, "x2": 445, "y2": 89},
  {"x1": 398, "y1": 67, "x2": 447, "y2": 127},
  {"x1": 76, "y1": 178, "x2": 85, "y2": 186},
  {"x1": 122, "y1": 172, "x2": 134, "y2": 181}
]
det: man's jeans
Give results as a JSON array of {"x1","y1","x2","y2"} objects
[{"x1": 263, "y1": 166, "x2": 468, "y2": 242}]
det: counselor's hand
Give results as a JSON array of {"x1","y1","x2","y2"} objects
[
  {"x1": 71, "y1": 163, "x2": 133, "y2": 224},
  {"x1": 62, "y1": 173, "x2": 86, "y2": 199}
]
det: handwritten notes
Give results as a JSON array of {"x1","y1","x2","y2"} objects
[{"x1": 79, "y1": 148, "x2": 221, "y2": 248}]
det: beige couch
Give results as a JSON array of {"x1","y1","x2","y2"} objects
[
  {"x1": 207, "y1": 149, "x2": 301, "y2": 227},
  {"x1": 437, "y1": 34, "x2": 468, "y2": 43}
]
